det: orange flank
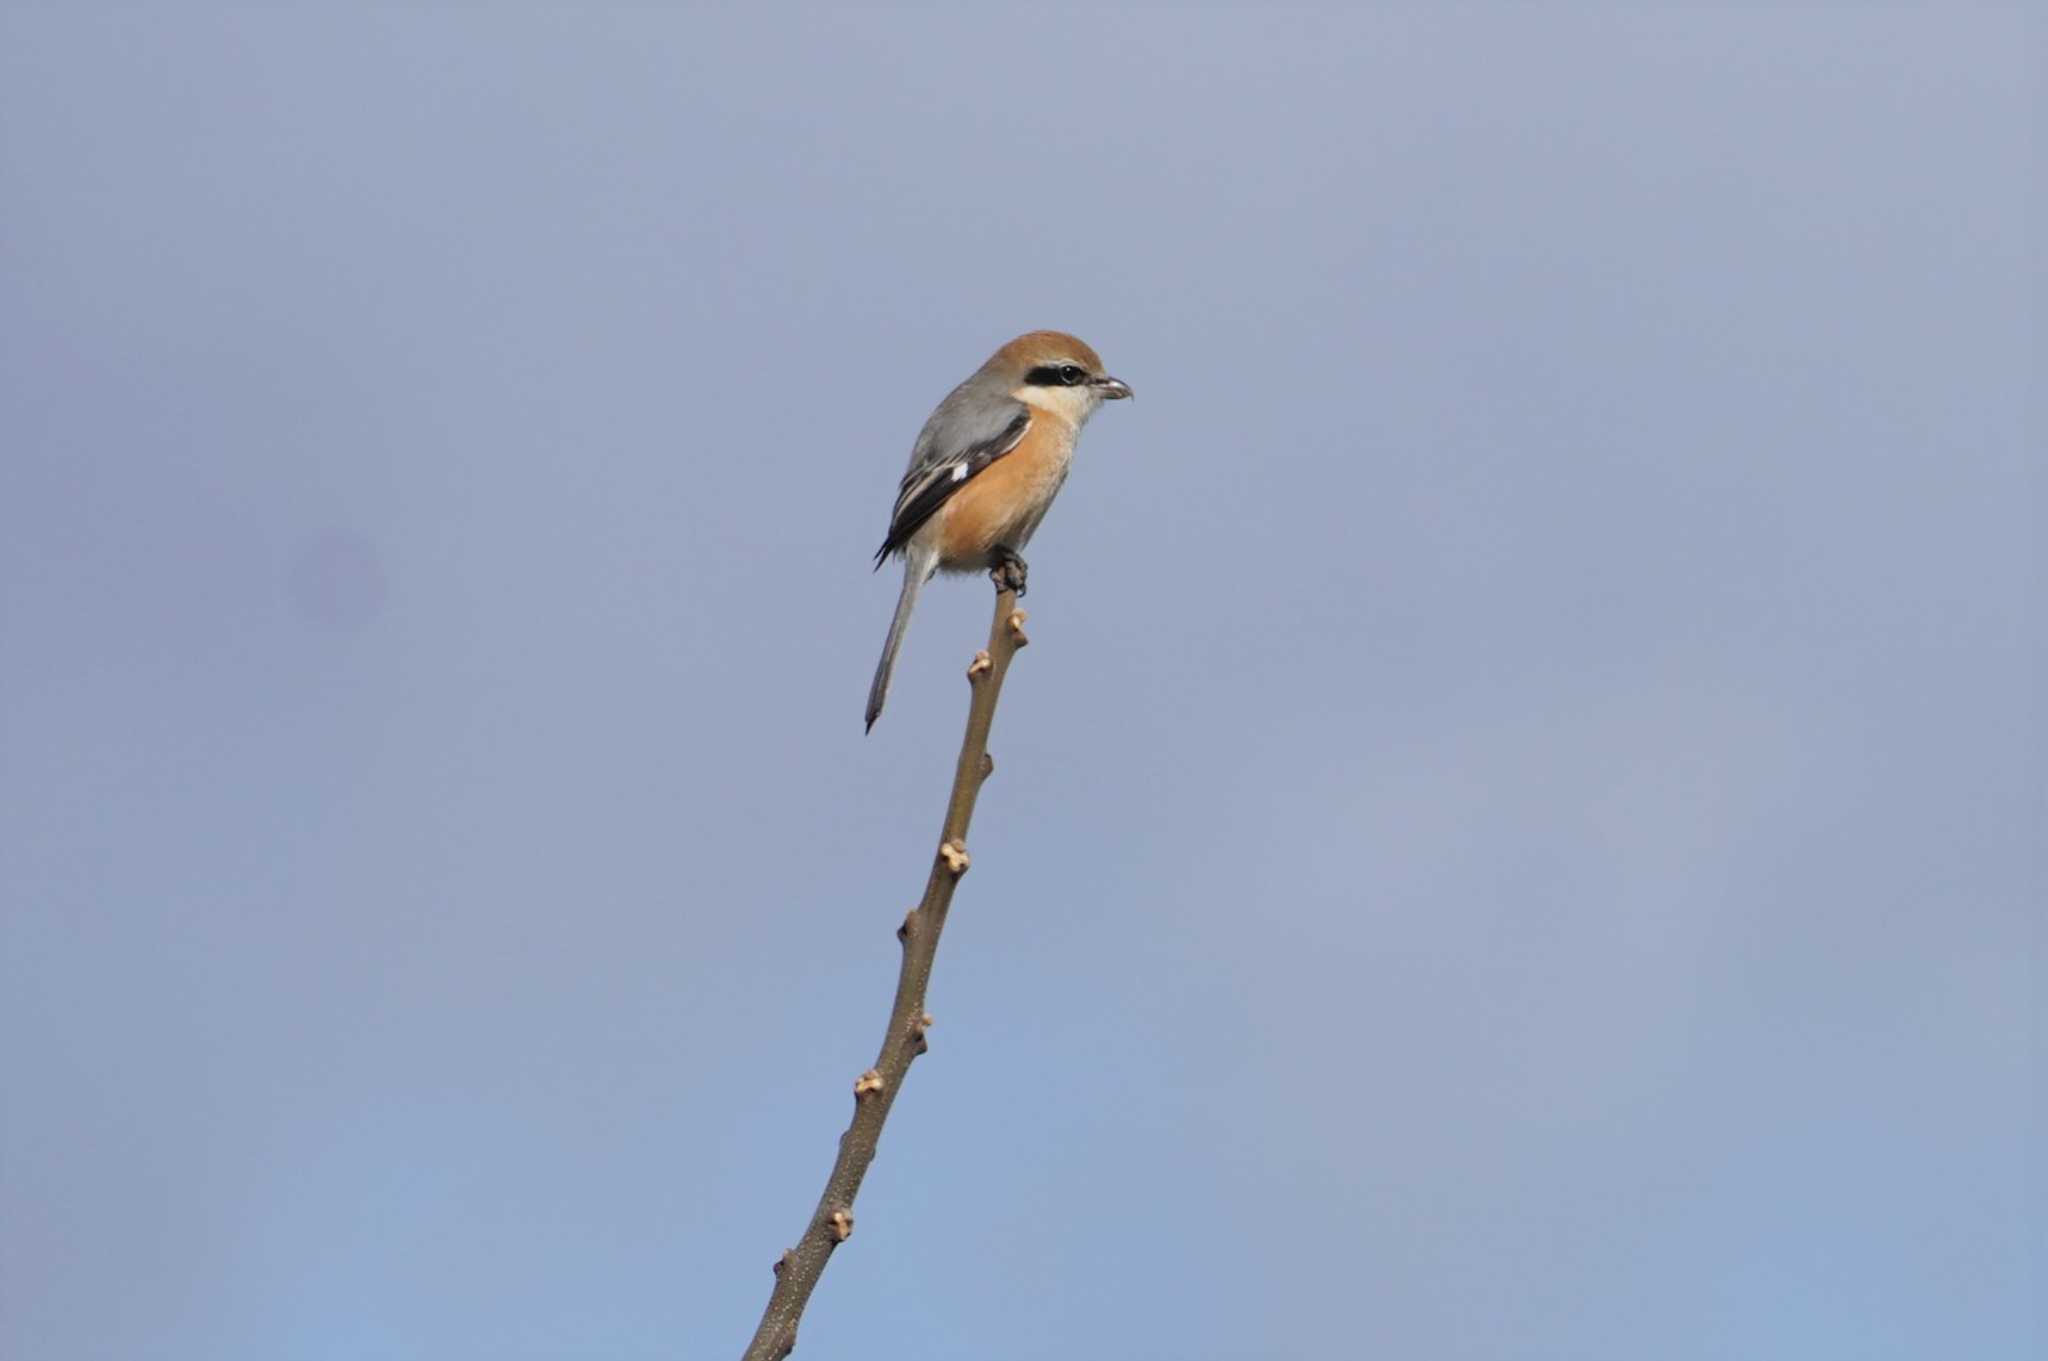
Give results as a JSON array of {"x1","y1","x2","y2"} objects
[{"x1": 930, "y1": 418, "x2": 1075, "y2": 565}]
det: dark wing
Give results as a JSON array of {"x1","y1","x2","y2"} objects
[{"x1": 873, "y1": 405, "x2": 1030, "y2": 566}]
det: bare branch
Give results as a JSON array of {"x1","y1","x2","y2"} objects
[{"x1": 739, "y1": 588, "x2": 1031, "y2": 1360}]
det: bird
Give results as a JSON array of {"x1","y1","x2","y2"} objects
[{"x1": 865, "y1": 330, "x2": 1132, "y2": 731}]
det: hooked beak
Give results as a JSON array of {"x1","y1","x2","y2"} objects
[{"x1": 1091, "y1": 375, "x2": 1134, "y2": 400}]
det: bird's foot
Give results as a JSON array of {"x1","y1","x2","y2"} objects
[{"x1": 989, "y1": 546, "x2": 1029, "y2": 597}]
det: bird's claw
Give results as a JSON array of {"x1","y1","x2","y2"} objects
[{"x1": 990, "y1": 547, "x2": 1029, "y2": 597}]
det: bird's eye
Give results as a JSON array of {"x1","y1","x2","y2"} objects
[{"x1": 1058, "y1": 364, "x2": 1084, "y2": 385}]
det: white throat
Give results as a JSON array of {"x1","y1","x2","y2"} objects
[{"x1": 1011, "y1": 383, "x2": 1099, "y2": 428}]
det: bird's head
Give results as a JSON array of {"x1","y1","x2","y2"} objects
[{"x1": 985, "y1": 330, "x2": 1132, "y2": 424}]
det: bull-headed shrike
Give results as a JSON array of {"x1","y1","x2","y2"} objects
[{"x1": 865, "y1": 331, "x2": 1132, "y2": 730}]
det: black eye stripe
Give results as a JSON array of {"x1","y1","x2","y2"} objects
[{"x1": 1026, "y1": 364, "x2": 1088, "y2": 387}]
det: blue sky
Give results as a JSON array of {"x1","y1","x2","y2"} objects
[{"x1": 1, "y1": 7, "x2": 2036, "y2": 1359}]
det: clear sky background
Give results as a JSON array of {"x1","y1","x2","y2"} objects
[{"x1": 1, "y1": 7, "x2": 2036, "y2": 1359}]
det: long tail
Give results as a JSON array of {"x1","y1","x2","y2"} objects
[{"x1": 866, "y1": 548, "x2": 933, "y2": 732}]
